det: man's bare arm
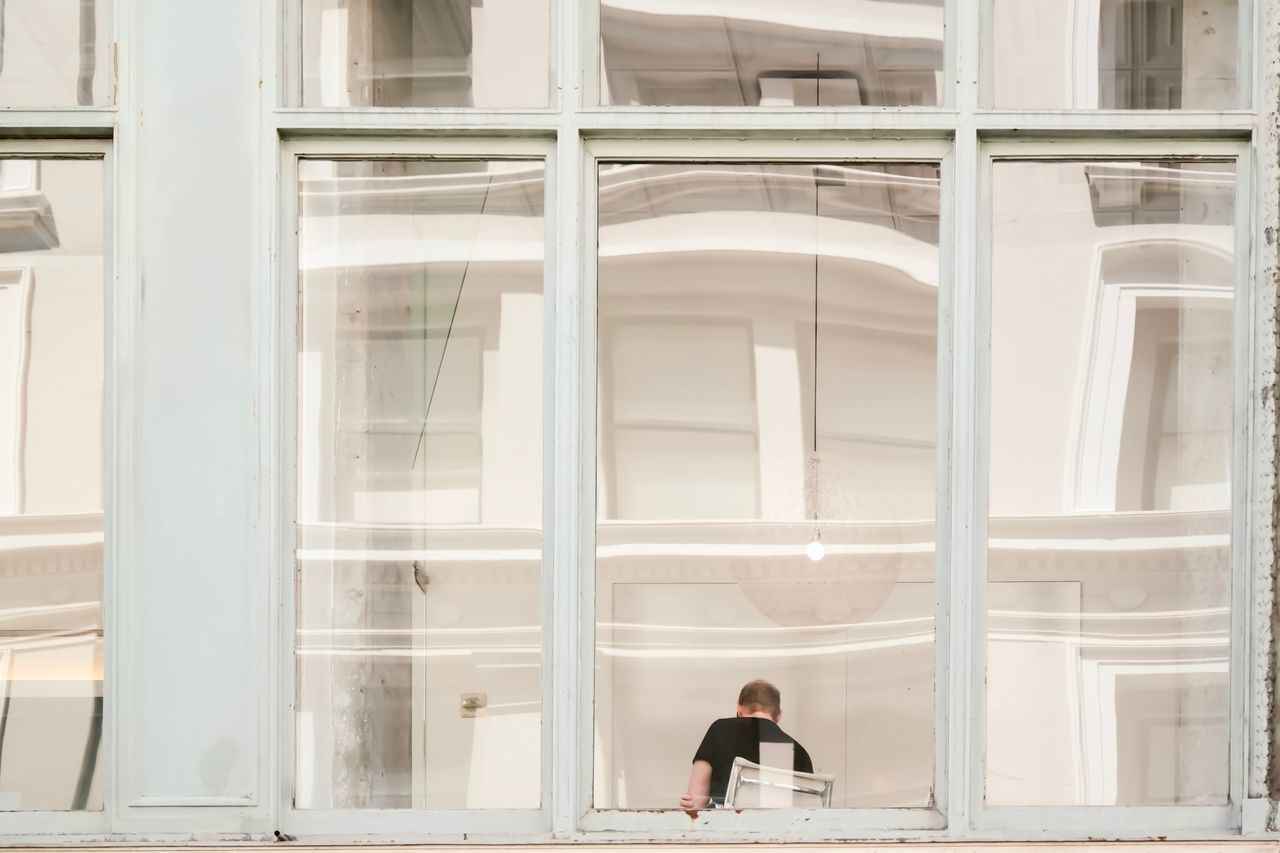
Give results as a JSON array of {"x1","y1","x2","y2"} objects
[{"x1": 680, "y1": 760, "x2": 712, "y2": 812}]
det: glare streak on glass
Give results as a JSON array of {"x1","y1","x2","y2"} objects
[
  {"x1": 0, "y1": 159, "x2": 105, "y2": 811},
  {"x1": 295, "y1": 159, "x2": 545, "y2": 810},
  {"x1": 0, "y1": 0, "x2": 111, "y2": 107},
  {"x1": 599, "y1": 0, "x2": 944, "y2": 107},
  {"x1": 990, "y1": 0, "x2": 1238, "y2": 109},
  {"x1": 595, "y1": 162, "x2": 940, "y2": 809},
  {"x1": 301, "y1": 0, "x2": 550, "y2": 108},
  {"x1": 986, "y1": 160, "x2": 1236, "y2": 806}
]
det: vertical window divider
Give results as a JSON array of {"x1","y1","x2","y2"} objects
[
  {"x1": 275, "y1": 142, "x2": 300, "y2": 837},
  {"x1": 101, "y1": 136, "x2": 122, "y2": 836},
  {"x1": 934, "y1": 145, "x2": 957, "y2": 822},
  {"x1": 956, "y1": 127, "x2": 985, "y2": 835},
  {"x1": 551, "y1": 0, "x2": 586, "y2": 833},
  {"x1": 571, "y1": 139, "x2": 599, "y2": 837},
  {"x1": 1230, "y1": 139, "x2": 1256, "y2": 816},
  {"x1": 549, "y1": 132, "x2": 589, "y2": 839},
  {"x1": 261, "y1": 0, "x2": 283, "y2": 829},
  {"x1": 952, "y1": 0, "x2": 982, "y2": 831}
]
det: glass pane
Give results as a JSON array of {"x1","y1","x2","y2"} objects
[
  {"x1": 295, "y1": 159, "x2": 544, "y2": 810},
  {"x1": 0, "y1": 1, "x2": 111, "y2": 107},
  {"x1": 595, "y1": 163, "x2": 940, "y2": 809},
  {"x1": 0, "y1": 159, "x2": 105, "y2": 811},
  {"x1": 987, "y1": 160, "x2": 1236, "y2": 806},
  {"x1": 301, "y1": 0, "x2": 550, "y2": 108},
  {"x1": 599, "y1": 1, "x2": 945, "y2": 107},
  {"x1": 990, "y1": 0, "x2": 1238, "y2": 109}
]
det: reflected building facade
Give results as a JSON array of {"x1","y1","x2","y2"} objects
[
  {"x1": 0, "y1": 0, "x2": 109, "y2": 814},
  {"x1": 0, "y1": 0, "x2": 1271, "y2": 842},
  {"x1": 0, "y1": 160, "x2": 105, "y2": 811},
  {"x1": 285, "y1": 154, "x2": 1238, "y2": 809}
]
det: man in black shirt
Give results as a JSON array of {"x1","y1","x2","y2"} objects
[{"x1": 680, "y1": 679, "x2": 813, "y2": 811}]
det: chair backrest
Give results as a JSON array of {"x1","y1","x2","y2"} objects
[{"x1": 722, "y1": 756, "x2": 835, "y2": 808}]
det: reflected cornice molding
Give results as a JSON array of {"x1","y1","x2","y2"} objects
[{"x1": 0, "y1": 512, "x2": 103, "y2": 578}]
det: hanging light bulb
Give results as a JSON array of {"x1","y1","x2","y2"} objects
[
  {"x1": 805, "y1": 529, "x2": 825, "y2": 562},
  {"x1": 805, "y1": 453, "x2": 824, "y2": 561}
]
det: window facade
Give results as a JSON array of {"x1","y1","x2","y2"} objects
[
  {"x1": 1, "y1": 0, "x2": 1279, "y2": 846},
  {"x1": 275, "y1": 0, "x2": 1267, "y2": 836}
]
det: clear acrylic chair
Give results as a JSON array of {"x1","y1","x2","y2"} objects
[{"x1": 722, "y1": 756, "x2": 835, "y2": 808}]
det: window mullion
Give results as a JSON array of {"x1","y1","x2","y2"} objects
[
  {"x1": 1230, "y1": 140, "x2": 1254, "y2": 816},
  {"x1": 948, "y1": 121, "x2": 981, "y2": 835},
  {"x1": 549, "y1": 0, "x2": 587, "y2": 831},
  {"x1": 549, "y1": 123, "x2": 588, "y2": 837},
  {"x1": 951, "y1": 0, "x2": 981, "y2": 830}
]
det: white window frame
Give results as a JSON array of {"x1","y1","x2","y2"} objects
[
  {"x1": 264, "y1": 0, "x2": 1278, "y2": 843},
  {"x1": 969, "y1": 138, "x2": 1254, "y2": 837},
  {"x1": 576, "y1": 136, "x2": 952, "y2": 841},
  {"x1": 277, "y1": 136, "x2": 558, "y2": 841}
]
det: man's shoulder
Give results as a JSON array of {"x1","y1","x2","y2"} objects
[
  {"x1": 775, "y1": 725, "x2": 812, "y2": 764},
  {"x1": 702, "y1": 716, "x2": 750, "y2": 742},
  {"x1": 706, "y1": 716, "x2": 739, "y2": 733}
]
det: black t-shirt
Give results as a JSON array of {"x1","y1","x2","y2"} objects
[{"x1": 692, "y1": 717, "x2": 814, "y2": 804}]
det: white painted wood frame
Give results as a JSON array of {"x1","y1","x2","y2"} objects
[{"x1": 0, "y1": 0, "x2": 1275, "y2": 842}]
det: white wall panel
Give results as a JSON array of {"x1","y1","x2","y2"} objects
[{"x1": 115, "y1": 0, "x2": 266, "y2": 820}]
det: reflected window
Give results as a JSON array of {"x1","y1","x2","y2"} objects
[
  {"x1": 0, "y1": 159, "x2": 105, "y2": 811},
  {"x1": 0, "y1": 1, "x2": 110, "y2": 107},
  {"x1": 990, "y1": 0, "x2": 1238, "y2": 109},
  {"x1": 987, "y1": 160, "x2": 1236, "y2": 806},
  {"x1": 595, "y1": 162, "x2": 939, "y2": 810},
  {"x1": 599, "y1": 0, "x2": 944, "y2": 107},
  {"x1": 295, "y1": 159, "x2": 544, "y2": 810},
  {"x1": 605, "y1": 320, "x2": 760, "y2": 520},
  {"x1": 301, "y1": 0, "x2": 550, "y2": 108}
]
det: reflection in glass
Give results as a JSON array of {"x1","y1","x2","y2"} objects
[
  {"x1": 595, "y1": 163, "x2": 940, "y2": 809},
  {"x1": 0, "y1": 0, "x2": 111, "y2": 107},
  {"x1": 990, "y1": 0, "x2": 1238, "y2": 109},
  {"x1": 599, "y1": 0, "x2": 944, "y2": 107},
  {"x1": 295, "y1": 160, "x2": 544, "y2": 809},
  {"x1": 301, "y1": 0, "x2": 550, "y2": 108},
  {"x1": 0, "y1": 159, "x2": 104, "y2": 811},
  {"x1": 987, "y1": 160, "x2": 1236, "y2": 806}
]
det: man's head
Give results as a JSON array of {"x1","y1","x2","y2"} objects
[{"x1": 736, "y1": 679, "x2": 782, "y2": 722}]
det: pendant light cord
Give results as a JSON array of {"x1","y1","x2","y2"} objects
[{"x1": 812, "y1": 54, "x2": 821, "y2": 522}]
